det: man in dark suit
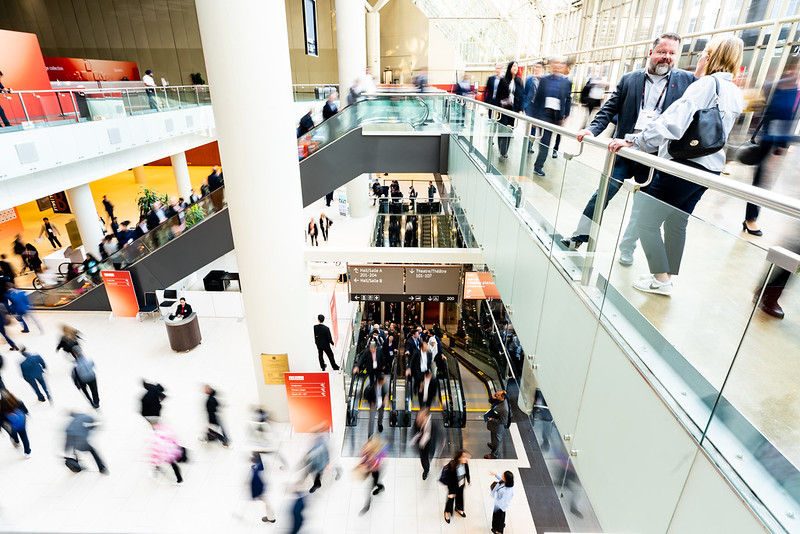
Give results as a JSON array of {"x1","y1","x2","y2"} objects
[
  {"x1": 531, "y1": 57, "x2": 573, "y2": 176},
  {"x1": 169, "y1": 298, "x2": 192, "y2": 320},
  {"x1": 417, "y1": 370, "x2": 438, "y2": 409},
  {"x1": 405, "y1": 337, "x2": 432, "y2": 401},
  {"x1": 297, "y1": 108, "x2": 314, "y2": 137},
  {"x1": 322, "y1": 92, "x2": 338, "y2": 120},
  {"x1": 314, "y1": 314, "x2": 339, "y2": 371},
  {"x1": 562, "y1": 32, "x2": 694, "y2": 262},
  {"x1": 208, "y1": 166, "x2": 224, "y2": 192},
  {"x1": 482, "y1": 63, "x2": 504, "y2": 106}
]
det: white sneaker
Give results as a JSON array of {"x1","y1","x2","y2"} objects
[{"x1": 633, "y1": 275, "x2": 673, "y2": 296}]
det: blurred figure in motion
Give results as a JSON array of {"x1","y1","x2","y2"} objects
[
  {"x1": 288, "y1": 482, "x2": 307, "y2": 534},
  {"x1": 306, "y1": 217, "x2": 319, "y2": 246},
  {"x1": 443, "y1": 449, "x2": 471, "y2": 523},
  {"x1": 754, "y1": 220, "x2": 800, "y2": 319},
  {"x1": 0, "y1": 388, "x2": 30, "y2": 457},
  {"x1": 355, "y1": 435, "x2": 387, "y2": 515},
  {"x1": 5, "y1": 284, "x2": 42, "y2": 333},
  {"x1": 147, "y1": 420, "x2": 184, "y2": 485},
  {"x1": 240, "y1": 452, "x2": 275, "y2": 523},
  {"x1": 65, "y1": 410, "x2": 107, "y2": 474},
  {"x1": 363, "y1": 372, "x2": 389, "y2": 437},
  {"x1": 583, "y1": 65, "x2": 609, "y2": 126},
  {"x1": 413, "y1": 69, "x2": 428, "y2": 92},
  {"x1": 322, "y1": 91, "x2": 338, "y2": 120},
  {"x1": 141, "y1": 380, "x2": 166, "y2": 423},
  {"x1": 297, "y1": 107, "x2": 314, "y2": 137},
  {"x1": 484, "y1": 390, "x2": 509, "y2": 459},
  {"x1": 201, "y1": 385, "x2": 229, "y2": 447},
  {"x1": 410, "y1": 407, "x2": 440, "y2": 480},
  {"x1": 0, "y1": 305, "x2": 19, "y2": 351},
  {"x1": 56, "y1": 325, "x2": 82, "y2": 356},
  {"x1": 70, "y1": 347, "x2": 99, "y2": 409},
  {"x1": 306, "y1": 429, "x2": 335, "y2": 493},
  {"x1": 19, "y1": 345, "x2": 51, "y2": 403},
  {"x1": 743, "y1": 62, "x2": 799, "y2": 236},
  {"x1": 489, "y1": 470, "x2": 515, "y2": 534}
]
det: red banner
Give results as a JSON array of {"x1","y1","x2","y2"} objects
[
  {"x1": 329, "y1": 291, "x2": 339, "y2": 345},
  {"x1": 284, "y1": 372, "x2": 332, "y2": 433},
  {"x1": 463, "y1": 272, "x2": 501, "y2": 300},
  {"x1": 101, "y1": 271, "x2": 139, "y2": 317}
]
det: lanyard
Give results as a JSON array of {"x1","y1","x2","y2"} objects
[{"x1": 642, "y1": 74, "x2": 669, "y2": 111}]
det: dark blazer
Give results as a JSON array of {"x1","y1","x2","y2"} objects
[
  {"x1": 175, "y1": 303, "x2": 192, "y2": 317},
  {"x1": 357, "y1": 347, "x2": 386, "y2": 383},
  {"x1": 588, "y1": 68, "x2": 695, "y2": 139},
  {"x1": 445, "y1": 461, "x2": 471, "y2": 494},
  {"x1": 297, "y1": 112, "x2": 314, "y2": 137},
  {"x1": 482, "y1": 75, "x2": 502, "y2": 105},
  {"x1": 141, "y1": 382, "x2": 165, "y2": 418},
  {"x1": 417, "y1": 376, "x2": 439, "y2": 408},
  {"x1": 523, "y1": 75, "x2": 539, "y2": 117},
  {"x1": 313, "y1": 323, "x2": 334, "y2": 348},
  {"x1": 407, "y1": 348, "x2": 433, "y2": 382},
  {"x1": 20, "y1": 353, "x2": 46, "y2": 380},
  {"x1": 495, "y1": 76, "x2": 524, "y2": 113},
  {"x1": 531, "y1": 73, "x2": 573, "y2": 122},
  {"x1": 322, "y1": 101, "x2": 338, "y2": 120}
]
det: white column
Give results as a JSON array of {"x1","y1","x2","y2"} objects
[
  {"x1": 65, "y1": 183, "x2": 104, "y2": 252},
  {"x1": 133, "y1": 166, "x2": 147, "y2": 184},
  {"x1": 196, "y1": 0, "x2": 312, "y2": 420},
  {"x1": 335, "y1": 0, "x2": 367, "y2": 109},
  {"x1": 366, "y1": 12, "x2": 380, "y2": 77},
  {"x1": 346, "y1": 173, "x2": 371, "y2": 218},
  {"x1": 170, "y1": 152, "x2": 192, "y2": 201}
]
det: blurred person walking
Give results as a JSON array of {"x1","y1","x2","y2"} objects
[
  {"x1": 71, "y1": 348, "x2": 99, "y2": 409},
  {"x1": 608, "y1": 35, "x2": 745, "y2": 296},
  {"x1": 742, "y1": 63, "x2": 799, "y2": 236},
  {"x1": 495, "y1": 61, "x2": 524, "y2": 158},
  {"x1": 583, "y1": 65, "x2": 609, "y2": 126},
  {"x1": 322, "y1": 91, "x2": 339, "y2": 120},
  {"x1": 482, "y1": 63, "x2": 504, "y2": 107},
  {"x1": 531, "y1": 56, "x2": 572, "y2": 175},
  {"x1": 0, "y1": 254, "x2": 15, "y2": 282},
  {"x1": 56, "y1": 325, "x2": 82, "y2": 356},
  {"x1": 0, "y1": 307, "x2": 19, "y2": 351},
  {"x1": 484, "y1": 390, "x2": 509, "y2": 459},
  {"x1": 306, "y1": 430, "x2": 332, "y2": 493},
  {"x1": 355, "y1": 435, "x2": 388, "y2": 515},
  {"x1": 141, "y1": 380, "x2": 166, "y2": 422},
  {"x1": 297, "y1": 108, "x2": 314, "y2": 137},
  {"x1": 363, "y1": 373, "x2": 389, "y2": 437},
  {"x1": 19, "y1": 346, "x2": 51, "y2": 403},
  {"x1": 306, "y1": 217, "x2": 319, "y2": 246},
  {"x1": 523, "y1": 62, "x2": 544, "y2": 152},
  {"x1": 102, "y1": 195, "x2": 115, "y2": 220},
  {"x1": 319, "y1": 212, "x2": 333, "y2": 242},
  {"x1": 65, "y1": 411, "x2": 107, "y2": 473},
  {"x1": 0, "y1": 388, "x2": 30, "y2": 457},
  {"x1": 201, "y1": 385, "x2": 229, "y2": 447},
  {"x1": 236, "y1": 452, "x2": 276, "y2": 523},
  {"x1": 314, "y1": 314, "x2": 339, "y2": 371},
  {"x1": 442, "y1": 449, "x2": 471, "y2": 523},
  {"x1": 489, "y1": 470, "x2": 515, "y2": 534},
  {"x1": 410, "y1": 407, "x2": 440, "y2": 480},
  {"x1": 5, "y1": 284, "x2": 42, "y2": 333},
  {"x1": 147, "y1": 420, "x2": 184, "y2": 485},
  {"x1": 143, "y1": 69, "x2": 158, "y2": 110}
]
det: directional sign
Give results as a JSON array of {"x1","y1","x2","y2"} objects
[
  {"x1": 405, "y1": 266, "x2": 461, "y2": 296},
  {"x1": 348, "y1": 265, "x2": 404, "y2": 295},
  {"x1": 284, "y1": 372, "x2": 332, "y2": 433}
]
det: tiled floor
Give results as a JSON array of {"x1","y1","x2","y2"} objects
[{"x1": 0, "y1": 310, "x2": 537, "y2": 534}]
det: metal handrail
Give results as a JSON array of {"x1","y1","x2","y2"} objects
[
  {"x1": 7, "y1": 85, "x2": 208, "y2": 96},
  {"x1": 366, "y1": 91, "x2": 800, "y2": 220}
]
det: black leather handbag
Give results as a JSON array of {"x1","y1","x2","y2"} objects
[
  {"x1": 735, "y1": 121, "x2": 765, "y2": 165},
  {"x1": 668, "y1": 77, "x2": 725, "y2": 159}
]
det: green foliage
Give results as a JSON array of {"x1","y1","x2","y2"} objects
[
  {"x1": 136, "y1": 187, "x2": 169, "y2": 217},
  {"x1": 190, "y1": 72, "x2": 206, "y2": 85},
  {"x1": 184, "y1": 203, "x2": 204, "y2": 228}
]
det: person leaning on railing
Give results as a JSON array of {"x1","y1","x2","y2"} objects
[
  {"x1": 608, "y1": 35, "x2": 745, "y2": 297},
  {"x1": 0, "y1": 71, "x2": 12, "y2": 127}
]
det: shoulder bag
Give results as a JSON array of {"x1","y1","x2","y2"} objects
[
  {"x1": 735, "y1": 121, "x2": 765, "y2": 165},
  {"x1": 668, "y1": 76, "x2": 726, "y2": 159}
]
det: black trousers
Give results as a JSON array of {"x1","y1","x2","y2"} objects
[
  {"x1": 419, "y1": 442, "x2": 432, "y2": 475},
  {"x1": 533, "y1": 110, "x2": 560, "y2": 171},
  {"x1": 47, "y1": 234, "x2": 61, "y2": 248},
  {"x1": 0, "y1": 104, "x2": 10, "y2": 127},
  {"x1": 79, "y1": 378, "x2": 100, "y2": 408},
  {"x1": 492, "y1": 508, "x2": 507, "y2": 533},
  {"x1": 445, "y1": 484, "x2": 464, "y2": 514},
  {"x1": 317, "y1": 345, "x2": 337, "y2": 369}
]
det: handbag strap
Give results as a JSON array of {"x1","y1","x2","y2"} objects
[{"x1": 749, "y1": 120, "x2": 763, "y2": 144}]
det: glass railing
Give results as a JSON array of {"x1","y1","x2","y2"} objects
[
  {"x1": 291, "y1": 83, "x2": 339, "y2": 102},
  {"x1": 0, "y1": 85, "x2": 212, "y2": 132},
  {"x1": 297, "y1": 95, "x2": 433, "y2": 160},
  {"x1": 443, "y1": 93, "x2": 800, "y2": 531},
  {"x1": 28, "y1": 188, "x2": 227, "y2": 308}
]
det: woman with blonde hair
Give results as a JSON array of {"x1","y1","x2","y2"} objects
[{"x1": 608, "y1": 35, "x2": 745, "y2": 296}]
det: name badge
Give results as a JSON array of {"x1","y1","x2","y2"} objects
[
  {"x1": 544, "y1": 97, "x2": 561, "y2": 111},
  {"x1": 633, "y1": 109, "x2": 661, "y2": 131}
]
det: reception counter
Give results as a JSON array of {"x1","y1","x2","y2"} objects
[{"x1": 165, "y1": 312, "x2": 202, "y2": 352}]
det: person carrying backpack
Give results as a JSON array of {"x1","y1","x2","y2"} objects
[{"x1": 0, "y1": 388, "x2": 30, "y2": 457}]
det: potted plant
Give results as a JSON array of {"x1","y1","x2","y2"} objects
[{"x1": 137, "y1": 187, "x2": 169, "y2": 218}]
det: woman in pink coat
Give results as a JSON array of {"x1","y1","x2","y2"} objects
[{"x1": 148, "y1": 422, "x2": 184, "y2": 485}]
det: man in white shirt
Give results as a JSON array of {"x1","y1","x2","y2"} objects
[{"x1": 142, "y1": 69, "x2": 158, "y2": 110}]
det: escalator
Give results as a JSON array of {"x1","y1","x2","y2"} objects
[
  {"x1": 29, "y1": 189, "x2": 233, "y2": 311},
  {"x1": 297, "y1": 96, "x2": 449, "y2": 205},
  {"x1": 421, "y1": 216, "x2": 433, "y2": 247}
]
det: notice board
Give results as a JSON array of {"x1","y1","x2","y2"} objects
[
  {"x1": 284, "y1": 372, "x2": 332, "y2": 433},
  {"x1": 101, "y1": 270, "x2": 139, "y2": 317}
]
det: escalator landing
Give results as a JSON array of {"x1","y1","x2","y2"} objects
[{"x1": 341, "y1": 412, "x2": 517, "y2": 460}]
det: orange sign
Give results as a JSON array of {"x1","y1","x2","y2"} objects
[
  {"x1": 101, "y1": 271, "x2": 139, "y2": 317},
  {"x1": 463, "y1": 272, "x2": 500, "y2": 300},
  {"x1": 284, "y1": 372, "x2": 332, "y2": 433}
]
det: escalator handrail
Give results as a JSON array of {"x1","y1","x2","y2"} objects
[
  {"x1": 441, "y1": 351, "x2": 454, "y2": 427},
  {"x1": 443, "y1": 345, "x2": 468, "y2": 427}
]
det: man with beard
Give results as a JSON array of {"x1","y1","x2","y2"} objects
[{"x1": 561, "y1": 33, "x2": 695, "y2": 266}]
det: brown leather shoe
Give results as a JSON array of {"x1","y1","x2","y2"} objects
[{"x1": 758, "y1": 299, "x2": 785, "y2": 319}]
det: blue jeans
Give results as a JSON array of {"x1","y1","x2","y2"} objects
[
  {"x1": 11, "y1": 426, "x2": 31, "y2": 454},
  {"x1": 0, "y1": 319, "x2": 17, "y2": 349},
  {"x1": 573, "y1": 158, "x2": 653, "y2": 242},
  {"x1": 25, "y1": 376, "x2": 50, "y2": 401}
]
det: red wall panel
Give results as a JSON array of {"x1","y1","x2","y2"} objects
[
  {"x1": 0, "y1": 30, "x2": 54, "y2": 123},
  {"x1": 44, "y1": 57, "x2": 141, "y2": 82}
]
